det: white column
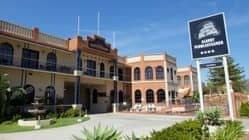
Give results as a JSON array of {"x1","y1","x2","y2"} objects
[
  {"x1": 196, "y1": 60, "x2": 204, "y2": 112},
  {"x1": 163, "y1": 60, "x2": 169, "y2": 106},
  {"x1": 223, "y1": 56, "x2": 234, "y2": 120}
]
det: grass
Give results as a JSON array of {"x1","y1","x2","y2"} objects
[{"x1": 0, "y1": 117, "x2": 90, "y2": 133}]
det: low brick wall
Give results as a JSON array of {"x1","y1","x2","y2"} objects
[{"x1": 204, "y1": 93, "x2": 248, "y2": 118}]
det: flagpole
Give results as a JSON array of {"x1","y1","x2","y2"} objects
[{"x1": 97, "y1": 12, "x2": 100, "y2": 35}]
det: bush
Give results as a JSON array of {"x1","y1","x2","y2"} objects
[
  {"x1": 149, "y1": 120, "x2": 208, "y2": 140},
  {"x1": 212, "y1": 120, "x2": 244, "y2": 140},
  {"x1": 12, "y1": 114, "x2": 22, "y2": 122},
  {"x1": 63, "y1": 108, "x2": 84, "y2": 118},
  {"x1": 73, "y1": 124, "x2": 122, "y2": 140},
  {"x1": 239, "y1": 102, "x2": 249, "y2": 117},
  {"x1": 196, "y1": 107, "x2": 222, "y2": 126}
]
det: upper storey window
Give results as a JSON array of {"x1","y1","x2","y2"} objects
[
  {"x1": 145, "y1": 66, "x2": 153, "y2": 80},
  {"x1": 0, "y1": 43, "x2": 13, "y2": 65},
  {"x1": 46, "y1": 52, "x2": 57, "y2": 71},
  {"x1": 22, "y1": 48, "x2": 39, "y2": 69},
  {"x1": 156, "y1": 66, "x2": 164, "y2": 80},
  {"x1": 134, "y1": 67, "x2": 140, "y2": 80},
  {"x1": 86, "y1": 59, "x2": 96, "y2": 76},
  {"x1": 100, "y1": 63, "x2": 105, "y2": 78}
]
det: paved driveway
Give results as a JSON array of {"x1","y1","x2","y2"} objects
[{"x1": 0, "y1": 113, "x2": 191, "y2": 140}]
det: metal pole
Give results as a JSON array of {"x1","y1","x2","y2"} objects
[
  {"x1": 196, "y1": 60, "x2": 204, "y2": 112},
  {"x1": 223, "y1": 56, "x2": 234, "y2": 120}
]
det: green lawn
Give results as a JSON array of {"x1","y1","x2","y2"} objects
[{"x1": 0, "y1": 117, "x2": 90, "y2": 133}]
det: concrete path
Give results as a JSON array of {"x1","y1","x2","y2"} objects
[
  {"x1": 0, "y1": 113, "x2": 191, "y2": 140},
  {"x1": 1, "y1": 113, "x2": 249, "y2": 140}
]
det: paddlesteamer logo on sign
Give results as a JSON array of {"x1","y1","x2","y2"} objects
[{"x1": 188, "y1": 13, "x2": 230, "y2": 59}]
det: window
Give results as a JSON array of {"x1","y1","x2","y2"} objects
[
  {"x1": 86, "y1": 60, "x2": 96, "y2": 76},
  {"x1": 45, "y1": 86, "x2": 55, "y2": 105},
  {"x1": 134, "y1": 67, "x2": 140, "y2": 80},
  {"x1": 79, "y1": 58, "x2": 82, "y2": 70},
  {"x1": 157, "y1": 89, "x2": 165, "y2": 103},
  {"x1": 119, "y1": 91, "x2": 123, "y2": 103},
  {"x1": 24, "y1": 84, "x2": 35, "y2": 104},
  {"x1": 118, "y1": 68, "x2": 123, "y2": 80},
  {"x1": 156, "y1": 66, "x2": 164, "y2": 80},
  {"x1": 109, "y1": 66, "x2": 114, "y2": 78},
  {"x1": 145, "y1": 66, "x2": 153, "y2": 80},
  {"x1": 22, "y1": 48, "x2": 39, "y2": 69},
  {"x1": 134, "y1": 90, "x2": 141, "y2": 103},
  {"x1": 184, "y1": 75, "x2": 190, "y2": 85},
  {"x1": 46, "y1": 52, "x2": 57, "y2": 71},
  {"x1": 0, "y1": 43, "x2": 13, "y2": 65},
  {"x1": 146, "y1": 89, "x2": 154, "y2": 103},
  {"x1": 93, "y1": 89, "x2": 98, "y2": 104},
  {"x1": 177, "y1": 76, "x2": 181, "y2": 86},
  {"x1": 170, "y1": 68, "x2": 173, "y2": 81},
  {"x1": 100, "y1": 63, "x2": 105, "y2": 77}
]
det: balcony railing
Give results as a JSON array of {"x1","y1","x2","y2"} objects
[
  {"x1": 0, "y1": 54, "x2": 131, "y2": 81},
  {"x1": 39, "y1": 32, "x2": 67, "y2": 48},
  {"x1": 0, "y1": 20, "x2": 33, "y2": 39},
  {"x1": 0, "y1": 20, "x2": 67, "y2": 48}
]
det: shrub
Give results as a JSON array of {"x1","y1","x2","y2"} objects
[
  {"x1": 196, "y1": 107, "x2": 222, "y2": 126},
  {"x1": 12, "y1": 114, "x2": 22, "y2": 122},
  {"x1": 211, "y1": 120, "x2": 244, "y2": 140},
  {"x1": 239, "y1": 102, "x2": 249, "y2": 117},
  {"x1": 73, "y1": 124, "x2": 122, "y2": 140},
  {"x1": 149, "y1": 120, "x2": 208, "y2": 140},
  {"x1": 63, "y1": 108, "x2": 85, "y2": 118}
]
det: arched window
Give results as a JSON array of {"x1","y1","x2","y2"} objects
[
  {"x1": 100, "y1": 63, "x2": 105, "y2": 77},
  {"x1": 0, "y1": 43, "x2": 13, "y2": 65},
  {"x1": 118, "y1": 68, "x2": 123, "y2": 80},
  {"x1": 109, "y1": 66, "x2": 114, "y2": 78},
  {"x1": 118, "y1": 90, "x2": 123, "y2": 103},
  {"x1": 45, "y1": 86, "x2": 55, "y2": 105},
  {"x1": 134, "y1": 67, "x2": 140, "y2": 80},
  {"x1": 79, "y1": 58, "x2": 82, "y2": 70},
  {"x1": 134, "y1": 90, "x2": 141, "y2": 103},
  {"x1": 24, "y1": 84, "x2": 35, "y2": 104},
  {"x1": 93, "y1": 89, "x2": 98, "y2": 104},
  {"x1": 46, "y1": 52, "x2": 57, "y2": 71},
  {"x1": 146, "y1": 89, "x2": 154, "y2": 103},
  {"x1": 156, "y1": 66, "x2": 164, "y2": 79},
  {"x1": 170, "y1": 68, "x2": 173, "y2": 81},
  {"x1": 145, "y1": 66, "x2": 153, "y2": 80},
  {"x1": 184, "y1": 75, "x2": 190, "y2": 85},
  {"x1": 157, "y1": 89, "x2": 165, "y2": 103},
  {"x1": 177, "y1": 76, "x2": 181, "y2": 86}
]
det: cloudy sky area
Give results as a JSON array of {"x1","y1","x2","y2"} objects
[{"x1": 1, "y1": 0, "x2": 248, "y2": 80}]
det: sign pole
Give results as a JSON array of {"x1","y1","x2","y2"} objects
[
  {"x1": 223, "y1": 56, "x2": 234, "y2": 120},
  {"x1": 196, "y1": 59, "x2": 204, "y2": 112}
]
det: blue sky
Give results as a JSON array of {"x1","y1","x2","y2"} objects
[{"x1": 1, "y1": 0, "x2": 249, "y2": 80}]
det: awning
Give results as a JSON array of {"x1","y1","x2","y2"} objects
[{"x1": 178, "y1": 88, "x2": 191, "y2": 98}]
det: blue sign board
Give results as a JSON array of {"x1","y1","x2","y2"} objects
[{"x1": 188, "y1": 13, "x2": 230, "y2": 59}]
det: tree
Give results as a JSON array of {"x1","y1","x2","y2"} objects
[
  {"x1": 208, "y1": 56, "x2": 246, "y2": 93},
  {"x1": 0, "y1": 74, "x2": 25, "y2": 121}
]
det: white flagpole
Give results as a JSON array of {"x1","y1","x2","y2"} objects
[
  {"x1": 112, "y1": 32, "x2": 115, "y2": 48},
  {"x1": 77, "y1": 16, "x2": 80, "y2": 35},
  {"x1": 97, "y1": 12, "x2": 100, "y2": 35}
]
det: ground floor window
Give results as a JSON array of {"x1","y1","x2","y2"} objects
[
  {"x1": 24, "y1": 84, "x2": 35, "y2": 104},
  {"x1": 157, "y1": 89, "x2": 165, "y2": 103},
  {"x1": 92, "y1": 89, "x2": 98, "y2": 104},
  {"x1": 119, "y1": 91, "x2": 123, "y2": 103},
  {"x1": 134, "y1": 90, "x2": 141, "y2": 103},
  {"x1": 45, "y1": 86, "x2": 55, "y2": 105},
  {"x1": 146, "y1": 89, "x2": 154, "y2": 103}
]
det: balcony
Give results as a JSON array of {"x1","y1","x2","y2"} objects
[{"x1": 0, "y1": 54, "x2": 131, "y2": 81}]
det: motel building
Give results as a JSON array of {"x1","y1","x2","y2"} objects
[{"x1": 0, "y1": 20, "x2": 197, "y2": 113}]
